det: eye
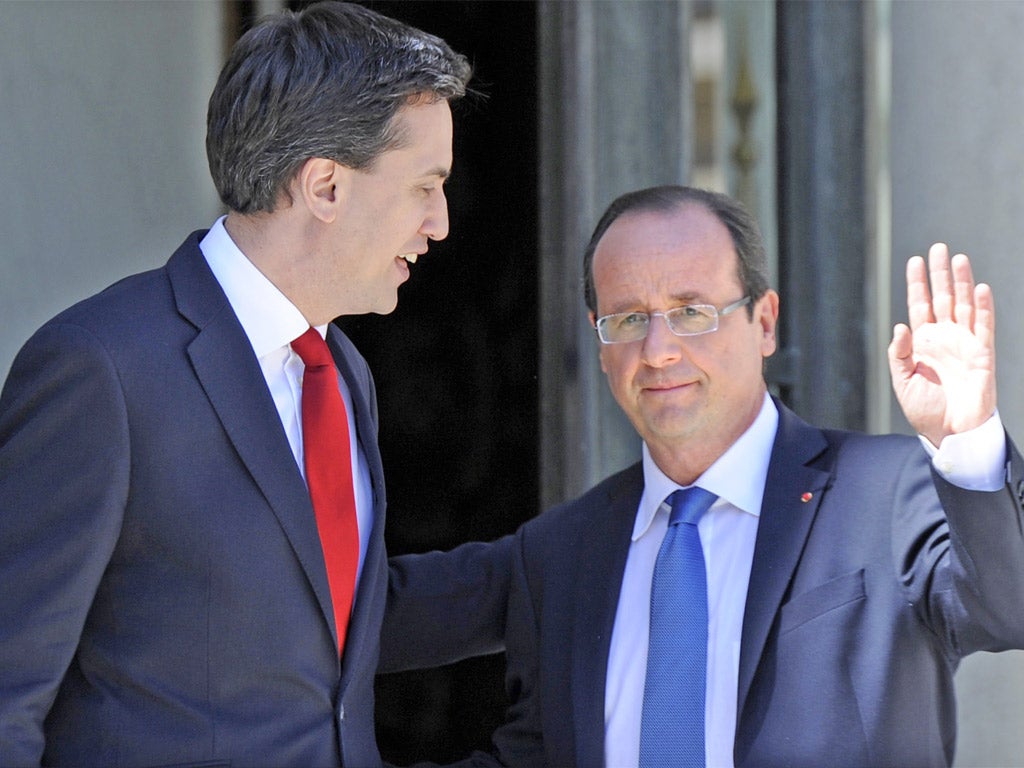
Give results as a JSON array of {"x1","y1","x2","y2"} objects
[
  {"x1": 616, "y1": 312, "x2": 647, "y2": 329},
  {"x1": 418, "y1": 178, "x2": 448, "y2": 197}
]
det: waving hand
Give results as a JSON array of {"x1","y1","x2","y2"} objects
[{"x1": 887, "y1": 243, "x2": 997, "y2": 447}]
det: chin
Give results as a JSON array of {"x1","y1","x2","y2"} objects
[
  {"x1": 372, "y1": 296, "x2": 400, "y2": 315},
  {"x1": 643, "y1": 408, "x2": 702, "y2": 442}
]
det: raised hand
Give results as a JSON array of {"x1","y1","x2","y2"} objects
[{"x1": 887, "y1": 243, "x2": 997, "y2": 447}]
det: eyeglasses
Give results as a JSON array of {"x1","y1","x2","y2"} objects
[{"x1": 594, "y1": 296, "x2": 752, "y2": 344}]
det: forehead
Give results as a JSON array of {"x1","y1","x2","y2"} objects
[
  {"x1": 375, "y1": 98, "x2": 453, "y2": 172},
  {"x1": 592, "y1": 203, "x2": 740, "y2": 308}
]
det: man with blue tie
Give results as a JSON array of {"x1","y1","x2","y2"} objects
[
  {"x1": 383, "y1": 185, "x2": 1024, "y2": 766},
  {"x1": 0, "y1": 3, "x2": 499, "y2": 765}
]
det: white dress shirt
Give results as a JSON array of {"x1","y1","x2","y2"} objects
[
  {"x1": 604, "y1": 392, "x2": 1006, "y2": 768},
  {"x1": 605, "y1": 394, "x2": 775, "y2": 768},
  {"x1": 199, "y1": 217, "x2": 374, "y2": 590}
]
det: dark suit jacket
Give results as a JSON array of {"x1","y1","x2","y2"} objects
[
  {"x1": 384, "y1": 402, "x2": 1024, "y2": 768},
  {"x1": 0, "y1": 232, "x2": 389, "y2": 766}
]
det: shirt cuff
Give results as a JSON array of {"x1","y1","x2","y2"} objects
[{"x1": 919, "y1": 411, "x2": 1006, "y2": 492}]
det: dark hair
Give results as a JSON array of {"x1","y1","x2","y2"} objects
[
  {"x1": 582, "y1": 185, "x2": 771, "y2": 315},
  {"x1": 206, "y1": 1, "x2": 472, "y2": 214}
]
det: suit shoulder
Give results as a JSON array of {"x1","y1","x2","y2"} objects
[
  {"x1": 23, "y1": 233, "x2": 211, "y2": 354},
  {"x1": 820, "y1": 427, "x2": 922, "y2": 458},
  {"x1": 54, "y1": 268, "x2": 171, "y2": 328},
  {"x1": 7, "y1": 270, "x2": 169, "y2": 381},
  {"x1": 5, "y1": 239, "x2": 216, "y2": 403},
  {"x1": 812, "y1": 427, "x2": 930, "y2": 487}
]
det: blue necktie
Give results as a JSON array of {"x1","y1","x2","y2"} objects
[{"x1": 639, "y1": 486, "x2": 718, "y2": 767}]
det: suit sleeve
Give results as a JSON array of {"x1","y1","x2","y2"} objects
[
  {"x1": 486, "y1": 528, "x2": 547, "y2": 767},
  {"x1": 380, "y1": 535, "x2": 514, "y2": 672},
  {"x1": 386, "y1": 528, "x2": 548, "y2": 768},
  {"x1": 930, "y1": 433, "x2": 1024, "y2": 653},
  {"x1": 0, "y1": 323, "x2": 129, "y2": 763}
]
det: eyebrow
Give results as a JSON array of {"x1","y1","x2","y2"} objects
[
  {"x1": 668, "y1": 292, "x2": 705, "y2": 304},
  {"x1": 421, "y1": 166, "x2": 451, "y2": 181},
  {"x1": 601, "y1": 293, "x2": 705, "y2": 316}
]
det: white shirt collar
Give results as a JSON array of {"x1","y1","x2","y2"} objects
[
  {"x1": 199, "y1": 216, "x2": 317, "y2": 356},
  {"x1": 634, "y1": 392, "x2": 779, "y2": 540}
]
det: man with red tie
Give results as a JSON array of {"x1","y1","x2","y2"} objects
[{"x1": 0, "y1": 3, "x2": 494, "y2": 765}]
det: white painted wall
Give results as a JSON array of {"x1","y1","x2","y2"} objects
[
  {"x1": 890, "y1": 1, "x2": 1024, "y2": 764},
  {"x1": 0, "y1": 0, "x2": 223, "y2": 377}
]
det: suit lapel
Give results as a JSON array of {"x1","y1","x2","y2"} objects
[
  {"x1": 325, "y1": 326, "x2": 387, "y2": 685},
  {"x1": 736, "y1": 402, "x2": 831, "y2": 715},
  {"x1": 573, "y1": 464, "x2": 645, "y2": 768},
  {"x1": 167, "y1": 238, "x2": 338, "y2": 650},
  {"x1": 326, "y1": 327, "x2": 385, "y2": 508}
]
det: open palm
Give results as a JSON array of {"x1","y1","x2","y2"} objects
[{"x1": 887, "y1": 244, "x2": 997, "y2": 447}]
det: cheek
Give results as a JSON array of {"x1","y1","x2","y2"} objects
[
  {"x1": 726, "y1": 336, "x2": 769, "y2": 383},
  {"x1": 599, "y1": 347, "x2": 635, "y2": 382},
  {"x1": 393, "y1": 208, "x2": 427, "y2": 241},
  {"x1": 727, "y1": 323, "x2": 773, "y2": 362}
]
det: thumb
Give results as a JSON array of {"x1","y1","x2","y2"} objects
[{"x1": 888, "y1": 323, "x2": 914, "y2": 386}]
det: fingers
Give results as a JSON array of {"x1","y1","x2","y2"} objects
[
  {"x1": 975, "y1": 281, "x2": 996, "y2": 351},
  {"x1": 906, "y1": 254, "x2": 933, "y2": 331},
  {"x1": 908, "y1": 244, "x2": 982, "y2": 332},
  {"x1": 950, "y1": 252, "x2": 977, "y2": 328},
  {"x1": 927, "y1": 243, "x2": 953, "y2": 323}
]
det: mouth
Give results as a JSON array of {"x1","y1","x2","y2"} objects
[
  {"x1": 398, "y1": 253, "x2": 419, "y2": 264},
  {"x1": 641, "y1": 379, "x2": 696, "y2": 395}
]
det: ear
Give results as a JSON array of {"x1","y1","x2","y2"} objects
[
  {"x1": 295, "y1": 157, "x2": 348, "y2": 223},
  {"x1": 589, "y1": 310, "x2": 611, "y2": 373},
  {"x1": 757, "y1": 289, "x2": 780, "y2": 358}
]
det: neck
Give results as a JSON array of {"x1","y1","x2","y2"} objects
[
  {"x1": 224, "y1": 210, "x2": 331, "y2": 326},
  {"x1": 647, "y1": 443, "x2": 722, "y2": 488},
  {"x1": 647, "y1": 389, "x2": 767, "y2": 486}
]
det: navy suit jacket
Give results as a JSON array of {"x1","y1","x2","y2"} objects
[
  {"x1": 383, "y1": 402, "x2": 1024, "y2": 767},
  {"x1": 0, "y1": 233, "x2": 389, "y2": 766}
]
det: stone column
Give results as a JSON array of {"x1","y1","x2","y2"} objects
[
  {"x1": 774, "y1": 0, "x2": 868, "y2": 431},
  {"x1": 538, "y1": 0, "x2": 692, "y2": 507}
]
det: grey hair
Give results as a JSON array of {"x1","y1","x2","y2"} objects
[
  {"x1": 582, "y1": 185, "x2": 771, "y2": 315},
  {"x1": 206, "y1": 1, "x2": 472, "y2": 214}
]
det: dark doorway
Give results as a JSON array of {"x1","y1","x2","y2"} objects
[{"x1": 334, "y1": 2, "x2": 539, "y2": 763}]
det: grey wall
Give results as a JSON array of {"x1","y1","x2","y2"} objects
[
  {"x1": 0, "y1": 0, "x2": 223, "y2": 378},
  {"x1": 891, "y1": 1, "x2": 1024, "y2": 764}
]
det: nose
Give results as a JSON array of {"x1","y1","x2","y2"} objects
[
  {"x1": 640, "y1": 312, "x2": 685, "y2": 368},
  {"x1": 421, "y1": 187, "x2": 450, "y2": 242}
]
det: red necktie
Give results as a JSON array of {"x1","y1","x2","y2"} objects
[{"x1": 291, "y1": 327, "x2": 359, "y2": 656}]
